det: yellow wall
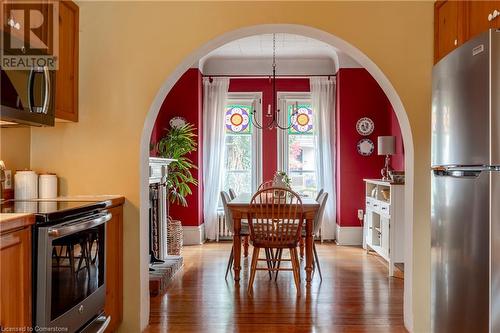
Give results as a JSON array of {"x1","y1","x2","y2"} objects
[
  {"x1": 0, "y1": 128, "x2": 31, "y2": 172},
  {"x1": 28, "y1": 2, "x2": 433, "y2": 332}
]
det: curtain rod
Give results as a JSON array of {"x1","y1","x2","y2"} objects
[{"x1": 202, "y1": 74, "x2": 336, "y2": 79}]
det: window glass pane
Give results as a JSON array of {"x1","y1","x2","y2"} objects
[
  {"x1": 223, "y1": 131, "x2": 252, "y2": 194},
  {"x1": 289, "y1": 171, "x2": 317, "y2": 198},
  {"x1": 226, "y1": 105, "x2": 252, "y2": 134},
  {"x1": 225, "y1": 171, "x2": 252, "y2": 194},
  {"x1": 288, "y1": 135, "x2": 315, "y2": 172},
  {"x1": 225, "y1": 135, "x2": 252, "y2": 171},
  {"x1": 288, "y1": 104, "x2": 313, "y2": 134}
]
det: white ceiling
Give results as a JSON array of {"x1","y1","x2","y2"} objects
[
  {"x1": 205, "y1": 33, "x2": 338, "y2": 59},
  {"x1": 199, "y1": 33, "x2": 360, "y2": 75}
]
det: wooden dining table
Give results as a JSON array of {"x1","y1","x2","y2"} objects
[{"x1": 227, "y1": 193, "x2": 320, "y2": 287}]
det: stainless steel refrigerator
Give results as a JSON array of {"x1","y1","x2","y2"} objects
[{"x1": 432, "y1": 29, "x2": 500, "y2": 333}]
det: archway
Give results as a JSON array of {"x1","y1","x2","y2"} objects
[{"x1": 140, "y1": 24, "x2": 415, "y2": 330}]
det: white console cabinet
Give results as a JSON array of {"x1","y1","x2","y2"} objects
[{"x1": 363, "y1": 179, "x2": 404, "y2": 276}]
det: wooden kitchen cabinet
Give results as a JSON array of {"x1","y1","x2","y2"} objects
[
  {"x1": 1, "y1": 0, "x2": 51, "y2": 51},
  {"x1": 435, "y1": 1, "x2": 500, "y2": 63},
  {"x1": 104, "y1": 204, "x2": 123, "y2": 332},
  {"x1": 466, "y1": 1, "x2": 500, "y2": 40},
  {"x1": 0, "y1": 215, "x2": 34, "y2": 330},
  {"x1": 55, "y1": 0, "x2": 79, "y2": 122},
  {"x1": 2, "y1": 0, "x2": 79, "y2": 121},
  {"x1": 434, "y1": 0, "x2": 466, "y2": 63}
]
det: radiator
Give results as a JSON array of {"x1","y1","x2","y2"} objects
[{"x1": 216, "y1": 211, "x2": 233, "y2": 242}]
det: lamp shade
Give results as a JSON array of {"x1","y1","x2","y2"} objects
[{"x1": 377, "y1": 136, "x2": 395, "y2": 155}]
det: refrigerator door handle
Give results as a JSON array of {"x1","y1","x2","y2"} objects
[
  {"x1": 432, "y1": 165, "x2": 500, "y2": 177},
  {"x1": 432, "y1": 168, "x2": 483, "y2": 178},
  {"x1": 431, "y1": 165, "x2": 496, "y2": 171}
]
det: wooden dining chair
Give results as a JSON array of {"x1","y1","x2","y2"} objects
[
  {"x1": 276, "y1": 192, "x2": 328, "y2": 281},
  {"x1": 247, "y1": 187, "x2": 304, "y2": 296},
  {"x1": 257, "y1": 180, "x2": 273, "y2": 191},
  {"x1": 221, "y1": 191, "x2": 274, "y2": 280},
  {"x1": 228, "y1": 188, "x2": 237, "y2": 200}
]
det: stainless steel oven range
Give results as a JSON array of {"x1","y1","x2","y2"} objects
[{"x1": 1, "y1": 200, "x2": 113, "y2": 333}]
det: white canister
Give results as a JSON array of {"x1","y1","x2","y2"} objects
[
  {"x1": 14, "y1": 170, "x2": 38, "y2": 200},
  {"x1": 38, "y1": 173, "x2": 58, "y2": 199}
]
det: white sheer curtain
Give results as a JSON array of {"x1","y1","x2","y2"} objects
[
  {"x1": 311, "y1": 77, "x2": 336, "y2": 240},
  {"x1": 202, "y1": 77, "x2": 229, "y2": 240}
]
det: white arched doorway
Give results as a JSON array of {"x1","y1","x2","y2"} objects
[{"x1": 139, "y1": 24, "x2": 415, "y2": 331}]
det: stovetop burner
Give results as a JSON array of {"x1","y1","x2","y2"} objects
[{"x1": 0, "y1": 199, "x2": 109, "y2": 225}]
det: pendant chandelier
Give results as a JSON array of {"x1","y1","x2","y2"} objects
[{"x1": 250, "y1": 34, "x2": 299, "y2": 130}]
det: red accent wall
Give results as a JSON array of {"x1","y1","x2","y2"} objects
[
  {"x1": 228, "y1": 78, "x2": 310, "y2": 181},
  {"x1": 335, "y1": 68, "x2": 404, "y2": 227},
  {"x1": 150, "y1": 68, "x2": 203, "y2": 226}
]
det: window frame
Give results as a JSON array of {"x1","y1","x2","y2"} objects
[
  {"x1": 224, "y1": 92, "x2": 263, "y2": 194},
  {"x1": 276, "y1": 92, "x2": 318, "y2": 197}
]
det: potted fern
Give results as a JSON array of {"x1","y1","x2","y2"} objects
[{"x1": 155, "y1": 123, "x2": 198, "y2": 207}]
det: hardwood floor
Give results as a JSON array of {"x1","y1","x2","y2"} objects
[{"x1": 145, "y1": 242, "x2": 406, "y2": 333}]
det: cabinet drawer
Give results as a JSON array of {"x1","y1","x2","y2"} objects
[
  {"x1": 379, "y1": 203, "x2": 390, "y2": 215},
  {"x1": 370, "y1": 201, "x2": 390, "y2": 216}
]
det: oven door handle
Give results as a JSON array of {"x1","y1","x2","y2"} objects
[{"x1": 48, "y1": 212, "x2": 112, "y2": 238}]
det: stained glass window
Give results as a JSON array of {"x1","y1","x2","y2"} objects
[
  {"x1": 225, "y1": 105, "x2": 252, "y2": 134},
  {"x1": 222, "y1": 101, "x2": 258, "y2": 196},
  {"x1": 288, "y1": 104, "x2": 313, "y2": 134}
]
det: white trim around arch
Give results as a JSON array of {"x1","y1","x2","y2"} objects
[{"x1": 139, "y1": 24, "x2": 415, "y2": 331}]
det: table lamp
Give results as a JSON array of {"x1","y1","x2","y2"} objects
[{"x1": 378, "y1": 136, "x2": 395, "y2": 181}]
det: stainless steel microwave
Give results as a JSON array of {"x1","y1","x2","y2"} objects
[{"x1": 1, "y1": 66, "x2": 55, "y2": 126}]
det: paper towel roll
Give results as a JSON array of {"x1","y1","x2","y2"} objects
[
  {"x1": 14, "y1": 171, "x2": 38, "y2": 200},
  {"x1": 39, "y1": 174, "x2": 58, "y2": 199}
]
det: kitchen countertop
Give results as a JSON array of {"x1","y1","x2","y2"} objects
[
  {"x1": 31, "y1": 195, "x2": 125, "y2": 207},
  {"x1": 363, "y1": 179, "x2": 405, "y2": 186},
  {"x1": 0, "y1": 213, "x2": 35, "y2": 233}
]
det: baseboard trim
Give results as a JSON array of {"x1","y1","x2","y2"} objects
[
  {"x1": 182, "y1": 223, "x2": 205, "y2": 245},
  {"x1": 335, "y1": 225, "x2": 363, "y2": 246}
]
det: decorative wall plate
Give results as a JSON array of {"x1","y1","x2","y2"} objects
[
  {"x1": 169, "y1": 116, "x2": 187, "y2": 129},
  {"x1": 356, "y1": 117, "x2": 375, "y2": 136},
  {"x1": 357, "y1": 138, "x2": 374, "y2": 156}
]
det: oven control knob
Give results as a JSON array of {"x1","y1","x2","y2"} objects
[{"x1": 78, "y1": 305, "x2": 84, "y2": 314}]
